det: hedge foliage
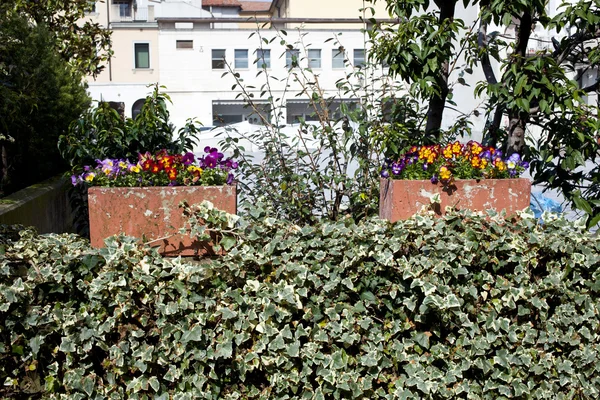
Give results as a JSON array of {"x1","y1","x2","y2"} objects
[{"x1": 1, "y1": 210, "x2": 600, "y2": 399}]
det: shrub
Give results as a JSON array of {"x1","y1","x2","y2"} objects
[{"x1": 1, "y1": 210, "x2": 600, "y2": 398}]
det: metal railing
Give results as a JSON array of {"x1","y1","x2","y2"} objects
[{"x1": 110, "y1": 5, "x2": 151, "y2": 22}]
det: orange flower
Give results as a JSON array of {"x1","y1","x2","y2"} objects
[
  {"x1": 471, "y1": 156, "x2": 481, "y2": 168},
  {"x1": 167, "y1": 168, "x2": 178, "y2": 181}
]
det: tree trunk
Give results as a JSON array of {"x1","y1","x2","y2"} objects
[
  {"x1": 0, "y1": 143, "x2": 6, "y2": 196},
  {"x1": 506, "y1": 114, "x2": 526, "y2": 155},
  {"x1": 506, "y1": 11, "x2": 533, "y2": 155},
  {"x1": 425, "y1": 0, "x2": 457, "y2": 140}
]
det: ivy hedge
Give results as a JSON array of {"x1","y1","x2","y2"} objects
[{"x1": 1, "y1": 210, "x2": 600, "y2": 399}]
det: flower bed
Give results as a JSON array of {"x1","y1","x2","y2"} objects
[
  {"x1": 72, "y1": 147, "x2": 237, "y2": 187},
  {"x1": 72, "y1": 147, "x2": 237, "y2": 255},
  {"x1": 380, "y1": 141, "x2": 531, "y2": 220},
  {"x1": 381, "y1": 141, "x2": 529, "y2": 184}
]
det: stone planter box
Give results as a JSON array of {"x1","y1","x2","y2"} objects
[
  {"x1": 88, "y1": 185, "x2": 236, "y2": 256},
  {"x1": 379, "y1": 178, "x2": 531, "y2": 222}
]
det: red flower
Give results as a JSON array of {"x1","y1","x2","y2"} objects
[{"x1": 142, "y1": 160, "x2": 153, "y2": 171}]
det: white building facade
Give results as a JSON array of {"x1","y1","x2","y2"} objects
[{"x1": 84, "y1": 0, "x2": 392, "y2": 128}]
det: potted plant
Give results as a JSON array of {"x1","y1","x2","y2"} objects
[
  {"x1": 380, "y1": 141, "x2": 531, "y2": 222},
  {"x1": 72, "y1": 147, "x2": 237, "y2": 256}
]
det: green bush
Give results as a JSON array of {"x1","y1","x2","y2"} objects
[{"x1": 1, "y1": 210, "x2": 600, "y2": 399}]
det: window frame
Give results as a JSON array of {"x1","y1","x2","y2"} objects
[
  {"x1": 234, "y1": 49, "x2": 249, "y2": 69},
  {"x1": 255, "y1": 48, "x2": 271, "y2": 69},
  {"x1": 133, "y1": 42, "x2": 150, "y2": 69},
  {"x1": 332, "y1": 48, "x2": 345, "y2": 69},
  {"x1": 176, "y1": 40, "x2": 194, "y2": 50},
  {"x1": 114, "y1": 0, "x2": 132, "y2": 17},
  {"x1": 212, "y1": 49, "x2": 226, "y2": 70},
  {"x1": 353, "y1": 48, "x2": 366, "y2": 68},
  {"x1": 286, "y1": 48, "x2": 300, "y2": 69},
  {"x1": 308, "y1": 49, "x2": 321, "y2": 69}
]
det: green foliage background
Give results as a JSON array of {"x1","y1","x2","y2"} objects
[
  {"x1": 1, "y1": 210, "x2": 599, "y2": 399},
  {"x1": 0, "y1": 10, "x2": 90, "y2": 194}
]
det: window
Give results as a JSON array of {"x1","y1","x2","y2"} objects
[
  {"x1": 308, "y1": 49, "x2": 321, "y2": 69},
  {"x1": 212, "y1": 49, "x2": 226, "y2": 69},
  {"x1": 332, "y1": 48, "x2": 345, "y2": 69},
  {"x1": 176, "y1": 40, "x2": 193, "y2": 49},
  {"x1": 286, "y1": 49, "x2": 300, "y2": 69},
  {"x1": 354, "y1": 49, "x2": 365, "y2": 68},
  {"x1": 234, "y1": 49, "x2": 249, "y2": 69},
  {"x1": 256, "y1": 49, "x2": 271, "y2": 69},
  {"x1": 132, "y1": 99, "x2": 145, "y2": 119},
  {"x1": 86, "y1": 1, "x2": 96, "y2": 13},
  {"x1": 134, "y1": 43, "x2": 150, "y2": 69},
  {"x1": 114, "y1": 0, "x2": 132, "y2": 17}
]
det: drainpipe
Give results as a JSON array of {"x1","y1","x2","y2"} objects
[{"x1": 107, "y1": 0, "x2": 112, "y2": 81}]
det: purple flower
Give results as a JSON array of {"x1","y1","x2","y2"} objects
[
  {"x1": 226, "y1": 173, "x2": 234, "y2": 185},
  {"x1": 381, "y1": 169, "x2": 390, "y2": 178},
  {"x1": 508, "y1": 153, "x2": 521, "y2": 163},
  {"x1": 182, "y1": 152, "x2": 195, "y2": 166},
  {"x1": 422, "y1": 163, "x2": 428, "y2": 171},
  {"x1": 71, "y1": 174, "x2": 79, "y2": 186},
  {"x1": 430, "y1": 175, "x2": 439, "y2": 184},
  {"x1": 203, "y1": 153, "x2": 218, "y2": 168},
  {"x1": 481, "y1": 150, "x2": 492, "y2": 160},
  {"x1": 521, "y1": 161, "x2": 529, "y2": 169},
  {"x1": 391, "y1": 162, "x2": 402, "y2": 175}
]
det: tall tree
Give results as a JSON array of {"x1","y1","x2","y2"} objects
[
  {"x1": 0, "y1": 5, "x2": 92, "y2": 194},
  {"x1": 2, "y1": 0, "x2": 112, "y2": 78},
  {"x1": 368, "y1": 0, "x2": 600, "y2": 228}
]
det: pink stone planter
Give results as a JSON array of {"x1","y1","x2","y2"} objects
[
  {"x1": 379, "y1": 178, "x2": 531, "y2": 222},
  {"x1": 88, "y1": 185, "x2": 236, "y2": 256}
]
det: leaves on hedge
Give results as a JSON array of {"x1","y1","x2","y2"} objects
[{"x1": 1, "y1": 210, "x2": 600, "y2": 398}]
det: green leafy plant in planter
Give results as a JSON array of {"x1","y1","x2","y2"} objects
[
  {"x1": 59, "y1": 85, "x2": 204, "y2": 237},
  {"x1": 218, "y1": 26, "x2": 417, "y2": 224}
]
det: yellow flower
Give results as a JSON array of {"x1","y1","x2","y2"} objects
[
  {"x1": 85, "y1": 173, "x2": 95, "y2": 182},
  {"x1": 480, "y1": 158, "x2": 488, "y2": 169},
  {"x1": 470, "y1": 143, "x2": 483, "y2": 155},
  {"x1": 443, "y1": 145, "x2": 453, "y2": 159},
  {"x1": 187, "y1": 165, "x2": 203, "y2": 174},
  {"x1": 452, "y1": 142, "x2": 462, "y2": 155},
  {"x1": 495, "y1": 159, "x2": 506, "y2": 171},
  {"x1": 471, "y1": 156, "x2": 481, "y2": 168},
  {"x1": 439, "y1": 166, "x2": 452, "y2": 180},
  {"x1": 130, "y1": 165, "x2": 141, "y2": 173}
]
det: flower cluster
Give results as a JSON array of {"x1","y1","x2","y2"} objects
[
  {"x1": 381, "y1": 141, "x2": 529, "y2": 184},
  {"x1": 72, "y1": 147, "x2": 237, "y2": 187}
]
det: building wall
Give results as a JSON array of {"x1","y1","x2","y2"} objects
[
  {"x1": 158, "y1": 27, "x2": 379, "y2": 127},
  {"x1": 281, "y1": 0, "x2": 389, "y2": 29}
]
